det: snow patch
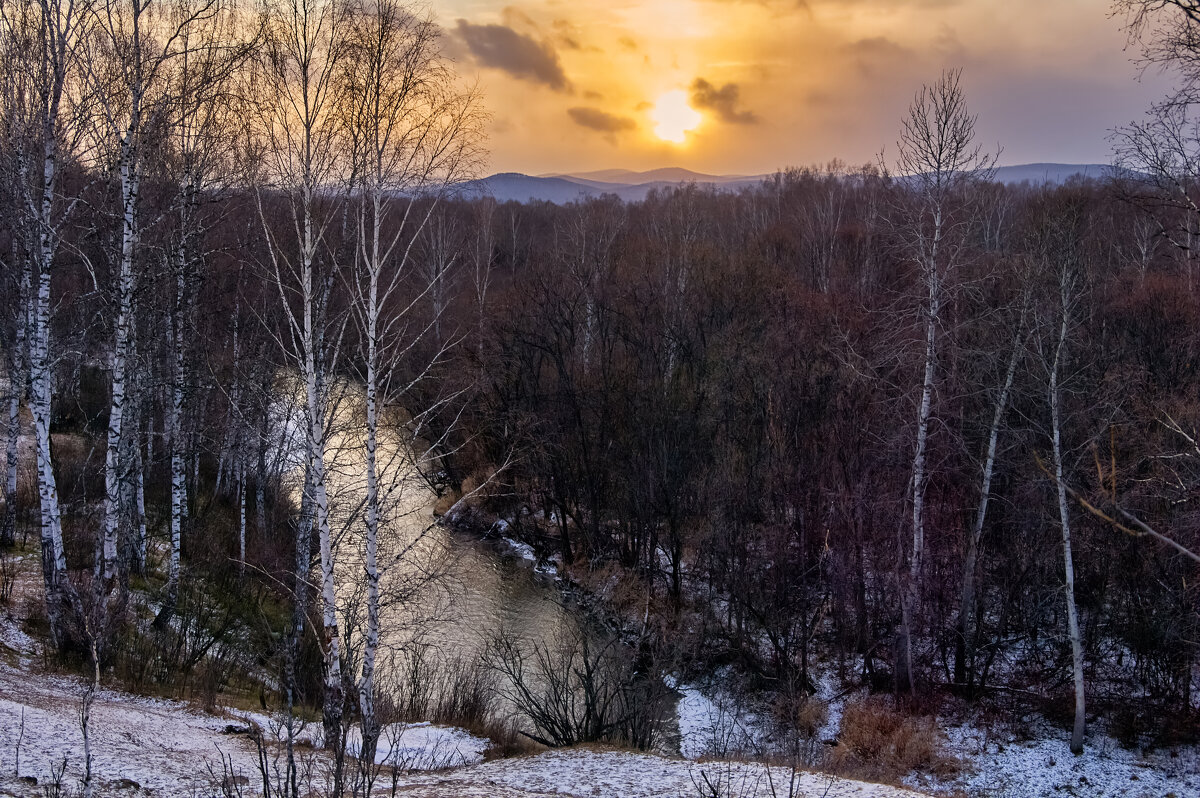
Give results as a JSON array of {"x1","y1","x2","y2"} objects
[
  {"x1": 925, "y1": 720, "x2": 1200, "y2": 798},
  {"x1": 502, "y1": 536, "x2": 537, "y2": 563},
  {"x1": 390, "y1": 748, "x2": 928, "y2": 798},
  {"x1": 667, "y1": 674, "x2": 767, "y2": 760},
  {"x1": 0, "y1": 610, "x2": 37, "y2": 665},
  {"x1": 345, "y1": 720, "x2": 488, "y2": 769}
]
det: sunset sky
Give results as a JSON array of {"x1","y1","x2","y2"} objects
[{"x1": 435, "y1": 0, "x2": 1175, "y2": 176}]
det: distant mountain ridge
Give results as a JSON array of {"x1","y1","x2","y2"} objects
[
  {"x1": 542, "y1": 167, "x2": 761, "y2": 185},
  {"x1": 991, "y1": 163, "x2": 1118, "y2": 184},
  {"x1": 457, "y1": 163, "x2": 1118, "y2": 205}
]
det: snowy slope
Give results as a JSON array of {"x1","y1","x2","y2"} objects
[
  {"x1": 0, "y1": 660, "x2": 265, "y2": 796},
  {"x1": 388, "y1": 748, "x2": 928, "y2": 798},
  {"x1": 0, "y1": 647, "x2": 927, "y2": 798}
]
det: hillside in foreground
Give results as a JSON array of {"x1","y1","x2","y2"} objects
[{"x1": 2, "y1": 545, "x2": 1199, "y2": 798}]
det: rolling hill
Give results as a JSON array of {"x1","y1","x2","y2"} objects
[{"x1": 456, "y1": 163, "x2": 1120, "y2": 205}]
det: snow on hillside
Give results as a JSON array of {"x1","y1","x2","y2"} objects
[
  {"x1": 378, "y1": 748, "x2": 928, "y2": 798},
  {"x1": 0, "y1": 593, "x2": 926, "y2": 798},
  {"x1": 0, "y1": 658, "x2": 264, "y2": 796},
  {"x1": 0, "y1": 650, "x2": 926, "y2": 798},
  {"x1": 670, "y1": 673, "x2": 1200, "y2": 798},
  {"x1": 2, "y1": 553, "x2": 1196, "y2": 798},
  {"x1": 344, "y1": 720, "x2": 489, "y2": 769},
  {"x1": 929, "y1": 721, "x2": 1200, "y2": 798}
]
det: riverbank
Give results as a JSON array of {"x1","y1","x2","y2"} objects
[{"x1": 0, "y1": 643, "x2": 928, "y2": 798}]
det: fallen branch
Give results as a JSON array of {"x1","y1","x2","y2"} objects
[{"x1": 1035, "y1": 453, "x2": 1200, "y2": 564}]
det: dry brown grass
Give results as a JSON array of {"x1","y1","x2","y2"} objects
[{"x1": 829, "y1": 697, "x2": 959, "y2": 785}]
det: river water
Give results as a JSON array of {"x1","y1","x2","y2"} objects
[{"x1": 274, "y1": 379, "x2": 572, "y2": 715}]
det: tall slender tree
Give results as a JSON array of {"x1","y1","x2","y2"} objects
[
  {"x1": 340, "y1": 0, "x2": 481, "y2": 770},
  {"x1": 252, "y1": 0, "x2": 350, "y2": 777},
  {"x1": 0, "y1": 0, "x2": 88, "y2": 647},
  {"x1": 889, "y1": 68, "x2": 995, "y2": 694}
]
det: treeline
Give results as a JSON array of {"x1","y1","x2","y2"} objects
[
  {"x1": 0, "y1": 0, "x2": 482, "y2": 793},
  {"x1": 442, "y1": 163, "x2": 1200, "y2": 747}
]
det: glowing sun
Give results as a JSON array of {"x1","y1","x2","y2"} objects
[{"x1": 650, "y1": 90, "x2": 702, "y2": 143}]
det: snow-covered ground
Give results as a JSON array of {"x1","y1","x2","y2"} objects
[
  {"x1": 345, "y1": 720, "x2": 489, "y2": 768},
  {"x1": 3, "y1": 533, "x2": 1197, "y2": 798},
  {"x1": 7, "y1": 595, "x2": 1198, "y2": 798},
  {"x1": 0, "y1": 652, "x2": 927, "y2": 798},
  {"x1": 668, "y1": 673, "x2": 769, "y2": 759},
  {"x1": 669, "y1": 673, "x2": 1200, "y2": 798},
  {"x1": 0, "y1": 595, "x2": 925, "y2": 798},
  {"x1": 391, "y1": 748, "x2": 927, "y2": 798},
  {"x1": 0, "y1": 657, "x2": 265, "y2": 796},
  {"x1": 926, "y1": 720, "x2": 1200, "y2": 798},
  {"x1": 0, "y1": 585, "x2": 925, "y2": 798}
]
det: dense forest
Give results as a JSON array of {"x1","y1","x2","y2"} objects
[{"x1": 4, "y1": 0, "x2": 1200, "y2": 795}]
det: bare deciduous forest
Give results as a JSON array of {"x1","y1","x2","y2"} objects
[{"x1": 4, "y1": 1, "x2": 1200, "y2": 796}]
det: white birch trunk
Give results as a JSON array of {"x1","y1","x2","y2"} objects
[
  {"x1": 256, "y1": 431, "x2": 267, "y2": 540},
  {"x1": 3, "y1": 383, "x2": 18, "y2": 546},
  {"x1": 901, "y1": 210, "x2": 942, "y2": 695},
  {"x1": 32, "y1": 138, "x2": 69, "y2": 644},
  {"x1": 167, "y1": 259, "x2": 186, "y2": 607},
  {"x1": 295, "y1": 185, "x2": 343, "y2": 751},
  {"x1": 134, "y1": 433, "x2": 147, "y2": 573},
  {"x1": 102, "y1": 132, "x2": 140, "y2": 588},
  {"x1": 956, "y1": 323, "x2": 1023, "y2": 687},
  {"x1": 308, "y1": 350, "x2": 342, "y2": 750},
  {"x1": 357, "y1": 198, "x2": 383, "y2": 764},
  {"x1": 238, "y1": 460, "x2": 246, "y2": 576},
  {"x1": 1050, "y1": 311, "x2": 1086, "y2": 754},
  {"x1": 80, "y1": 632, "x2": 99, "y2": 798}
]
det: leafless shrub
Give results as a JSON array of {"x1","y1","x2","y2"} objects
[
  {"x1": 40, "y1": 757, "x2": 67, "y2": 798},
  {"x1": 689, "y1": 762, "x2": 765, "y2": 798},
  {"x1": 208, "y1": 712, "x2": 322, "y2": 798},
  {"x1": 484, "y1": 620, "x2": 672, "y2": 750},
  {"x1": 829, "y1": 698, "x2": 958, "y2": 784},
  {"x1": 769, "y1": 693, "x2": 829, "y2": 768}
]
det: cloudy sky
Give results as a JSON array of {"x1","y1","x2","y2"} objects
[{"x1": 435, "y1": 0, "x2": 1175, "y2": 176}]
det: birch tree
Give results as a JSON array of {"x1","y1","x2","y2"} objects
[
  {"x1": 0, "y1": 0, "x2": 88, "y2": 647},
  {"x1": 80, "y1": 0, "x2": 223, "y2": 605},
  {"x1": 340, "y1": 0, "x2": 481, "y2": 771},
  {"x1": 1029, "y1": 200, "x2": 1091, "y2": 755},
  {"x1": 889, "y1": 68, "x2": 995, "y2": 694},
  {"x1": 1046, "y1": 262, "x2": 1087, "y2": 755},
  {"x1": 1, "y1": 268, "x2": 27, "y2": 549},
  {"x1": 153, "y1": 0, "x2": 248, "y2": 620},
  {"x1": 252, "y1": 0, "x2": 350, "y2": 771},
  {"x1": 954, "y1": 294, "x2": 1027, "y2": 691}
]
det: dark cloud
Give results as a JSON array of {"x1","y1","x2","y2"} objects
[
  {"x1": 454, "y1": 20, "x2": 570, "y2": 91},
  {"x1": 690, "y1": 78, "x2": 759, "y2": 124},
  {"x1": 844, "y1": 36, "x2": 912, "y2": 59},
  {"x1": 567, "y1": 107, "x2": 637, "y2": 134},
  {"x1": 843, "y1": 36, "x2": 915, "y2": 79}
]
